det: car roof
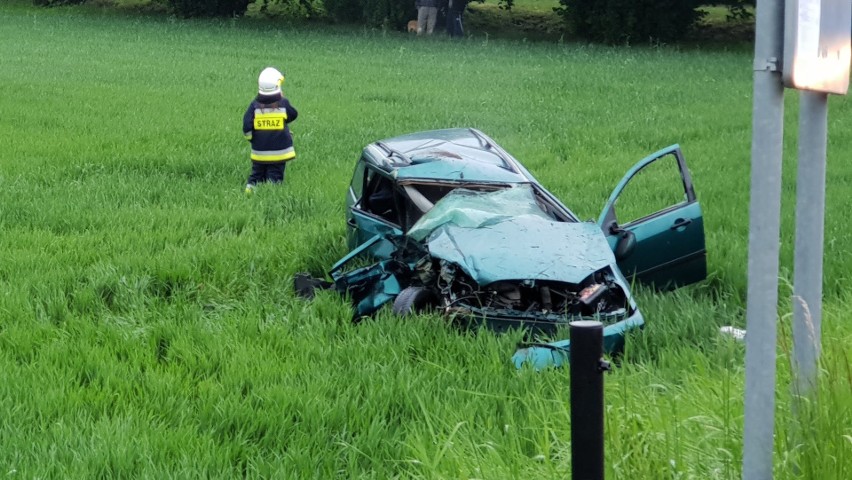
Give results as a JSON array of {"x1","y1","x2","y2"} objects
[{"x1": 362, "y1": 128, "x2": 534, "y2": 184}]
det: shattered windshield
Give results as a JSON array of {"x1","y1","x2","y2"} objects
[{"x1": 407, "y1": 185, "x2": 552, "y2": 241}]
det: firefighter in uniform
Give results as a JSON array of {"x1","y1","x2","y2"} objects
[{"x1": 243, "y1": 67, "x2": 298, "y2": 193}]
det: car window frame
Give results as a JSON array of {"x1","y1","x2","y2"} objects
[
  {"x1": 527, "y1": 183, "x2": 581, "y2": 223},
  {"x1": 354, "y1": 165, "x2": 404, "y2": 228},
  {"x1": 348, "y1": 157, "x2": 367, "y2": 204},
  {"x1": 615, "y1": 154, "x2": 692, "y2": 228},
  {"x1": 598, "y1": 145, "x2": 696, "y2": 232}
]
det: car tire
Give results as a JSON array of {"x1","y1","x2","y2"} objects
[{"x1": 392, "y1": 286, "x2": 437, "y2": 315}]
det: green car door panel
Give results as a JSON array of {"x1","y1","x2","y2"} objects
[
  {"x1": 598, "y1": 144, "x2": 707, "y2": 288},
  {"x1": 606, "y1": 203, "x2": 707, "y2": 288}
]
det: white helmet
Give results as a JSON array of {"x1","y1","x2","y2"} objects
[{"x1": 258, "y1": 67, "x2": 284, "y2": 96}]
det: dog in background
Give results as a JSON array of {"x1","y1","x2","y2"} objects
[{"x1": 407, "y1": 20, "x2": 418, "y2": 33}]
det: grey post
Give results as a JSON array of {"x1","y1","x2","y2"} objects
[
  {"x1": 743, "y1": 0, "x2": 785, "y2": 478},
  {"x1": 792, "y1": 91, "x2": 827, "y2": 397}
]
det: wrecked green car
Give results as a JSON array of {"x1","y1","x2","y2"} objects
[{"x1": 297, "y1": 128, "x2": 706, "y2": 369}]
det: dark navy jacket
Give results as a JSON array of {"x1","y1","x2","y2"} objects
[{"x1": 242, "y1": 97, "x2": 298, "y2": 162}]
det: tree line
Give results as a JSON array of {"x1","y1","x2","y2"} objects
[{"x1": 34, "y1": 0, "x2": 754, "y2": 43}]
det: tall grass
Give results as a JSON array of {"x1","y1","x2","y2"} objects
[{"x1": 1, "y1": 2, "x2": 850, "y2": 477}]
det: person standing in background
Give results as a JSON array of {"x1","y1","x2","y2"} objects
[
  {"x1": 446, "y1": 0, "x2": 465, "y2": 38},
  {"x1": 415, "y1": 0, "x2": 440, "y2": 35}
]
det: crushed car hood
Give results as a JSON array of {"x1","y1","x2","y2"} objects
[
  {"x1": 406, "y1": 186, "x2": 615, "y2": 286},
  {"x1": 426, "y1": 218, "x2": 615, "y2": 285}
]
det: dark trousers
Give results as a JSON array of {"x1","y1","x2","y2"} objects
[
  {"x1": 247, "y1": 161, "x2": 286, "y2": 185},
  {"x1": 447, "y1": 10, "x2": 464, "y2": 37}
]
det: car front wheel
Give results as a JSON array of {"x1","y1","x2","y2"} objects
[{"x1": 392, "y1": 286, "x2": 438, "y2": 315}]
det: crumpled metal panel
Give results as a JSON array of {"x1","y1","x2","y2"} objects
[
  {"x1": 375, "y1": 128, "x2": 529, "y2": 183},
  {"x1": 511, "y1": 311, "x2": 645, "y2": 370},
  {"x1": 427, "y1": 219, "x2": 614, "y2": 285},
  {"x1": 406, "y1": 185, "x2": 616, "y2": 286},
  {"x1": 332, "y1": 259, "x2": 403, "y2": 318}
]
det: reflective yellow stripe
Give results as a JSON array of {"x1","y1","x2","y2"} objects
[{"x1": 251, "y1": 148, "x2": 296, "y2": 162}]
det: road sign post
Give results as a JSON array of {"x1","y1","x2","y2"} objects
[
  {"x1": 792, "y1": 91, "x2": 828, "y2": 398},
  {"x1": 743, "y1": 3, "x2": 786, "y2": 478},
  {"x1": 744, "y1": 0, "x2": 849, "y2": 477}
]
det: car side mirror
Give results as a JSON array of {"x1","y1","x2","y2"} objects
[
  {"x1": 614, "y1": 230, "x2": 636, "y2": 261},
  {"x1": 607, "y1": 220, "x2": 622, "y2": 235}
]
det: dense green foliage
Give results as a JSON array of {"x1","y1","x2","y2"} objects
[
  {"x1": 32, "y1": 0, "x2": 86, "y2": 6},
  {"x1": 31, "y1": 0, "x2": 756, "y2": 42},
  {"x1": 1, "y1": 1, "x2": 850, "y2": 477},
  {"x1": 167, "y1": 0, "x2": 249, "y2": 17},
  {"x1": 718, "y1": 0, "x2": 754, "y2": 20},
  {"x1": 246, "y1": 0, "x2": 325, "y2": 19},
  {"x1": 558, "y1": 0, "x2": 705, "y2": 43},
  {"x1": 323, "y1": 0, "x2": 414, "y2": 27}
]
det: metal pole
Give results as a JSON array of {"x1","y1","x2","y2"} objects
[
  {"x1": 743, "y1": 0, "x2": 785, "y2": 478},
  {"x1": 570, "y1": 320, "x2": 607, "y2": 480},
  {"x1": 792, "y1": 91, "x2": 827, "y2": 397}
]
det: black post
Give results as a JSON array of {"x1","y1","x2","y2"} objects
[{"x1": 570, "y1": 320, "x2": 607, "y2": 480}]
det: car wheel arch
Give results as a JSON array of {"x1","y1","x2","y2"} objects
[{"x1": 392, "y1": 286, "x2": 439, "y2": 315}]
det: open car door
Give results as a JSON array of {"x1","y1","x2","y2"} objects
[{"x1": 597, "y1": 145, "x2": 706, "y2": 289}]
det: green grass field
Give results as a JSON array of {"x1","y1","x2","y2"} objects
[{"x1": 1, "y1": 1, "x2": 851, "y2": 478}]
